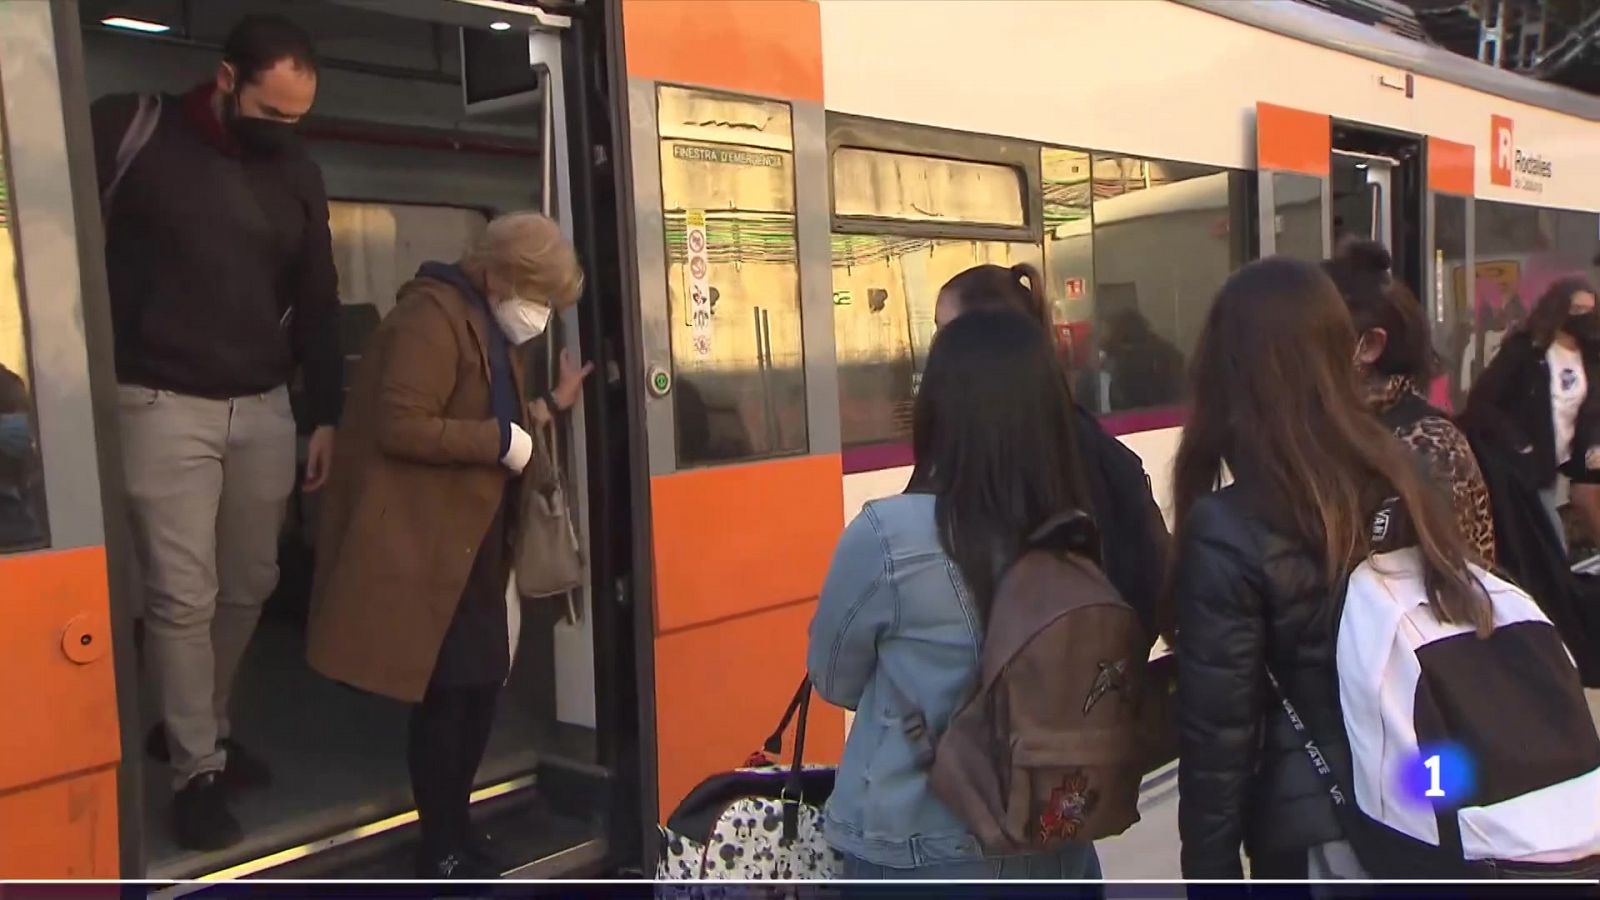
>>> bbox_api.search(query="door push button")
[62,614,107,665]
[647,364,672,398]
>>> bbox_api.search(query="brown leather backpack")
[900,510,1148,854]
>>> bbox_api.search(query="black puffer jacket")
[1466,331,1600,489]
[1173,485,1350,878]
[1072,405,1169,640]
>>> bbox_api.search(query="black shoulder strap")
[1265,667,1489,878]
[1264,668,1354,815]
[763,678,813,841]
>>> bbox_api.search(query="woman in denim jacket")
[808,309,1102,881]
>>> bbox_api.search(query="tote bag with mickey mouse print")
[656,680,842,880]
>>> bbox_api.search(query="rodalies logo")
[1491,115,1553,193]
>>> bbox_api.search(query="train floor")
[138,599,596,879]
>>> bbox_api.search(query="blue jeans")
[842,843,1103,881]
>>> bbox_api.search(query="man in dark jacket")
[92,15,340,850]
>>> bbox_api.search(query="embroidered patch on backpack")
[1038,771,1098,841]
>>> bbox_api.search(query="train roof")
[1178,0,1600,122]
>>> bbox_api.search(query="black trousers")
[408,678,501,859]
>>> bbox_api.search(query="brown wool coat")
[306,276,527,703]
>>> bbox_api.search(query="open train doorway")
[73,0,635,879]
[1331,121,1425,296]
[1331,150,1396,250]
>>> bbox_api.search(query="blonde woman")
[307,212,590,878]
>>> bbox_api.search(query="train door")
[1255,103,1469,412]
[615,0,847,865]
[1255,102,1425,275]
[1255,102,1332,262]
[42,0,640,878]
[0,0,125,878]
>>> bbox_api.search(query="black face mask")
[223,91,299,156]
[1567,311,1600,344]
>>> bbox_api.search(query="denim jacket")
[807,493,986,868]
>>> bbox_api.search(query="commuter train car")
[3,0,1600,880]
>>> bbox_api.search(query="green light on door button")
[648,365,672,398]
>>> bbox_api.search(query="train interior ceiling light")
[101,16,171,34]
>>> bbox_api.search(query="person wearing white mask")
[306,211,590,879]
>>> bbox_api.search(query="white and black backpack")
[1276,505,1600,878]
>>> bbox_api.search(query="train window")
[1042,148,1095,394]
[1271,172,1325,262]
[656,86,807,466]
[657,85,794,152]
[0,82,47,551]
[328,201,488,319]
[833,148,1026,228]
[833,235,1042,450]
[1471,200,1600,378]
[324,201,489,414]
[1087,154,1252,415]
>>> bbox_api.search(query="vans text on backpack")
[897,510,1148,855]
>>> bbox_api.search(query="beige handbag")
[514,346,583,603]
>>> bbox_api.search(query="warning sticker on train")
[686,209,712,357]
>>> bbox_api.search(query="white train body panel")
[823,0,1600,517]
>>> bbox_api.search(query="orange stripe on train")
[623,0,823,103]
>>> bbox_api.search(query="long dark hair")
[909,309,1086,619]
[1523,276,1598,349]
[1322,240,1434,382]
[1173,257,1492,634]
[938,261,1090,496]
[939,262,1052,330]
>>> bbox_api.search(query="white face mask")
[493,297,552,345]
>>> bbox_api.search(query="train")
[1,0,1598,880]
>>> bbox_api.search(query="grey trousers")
[118,385,296,788]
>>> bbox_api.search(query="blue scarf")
[417,262,518,456]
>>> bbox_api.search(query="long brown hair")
[1172,257,1492,634]
[1523,276,1598,349]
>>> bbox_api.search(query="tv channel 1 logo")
[1395,743,1477,811]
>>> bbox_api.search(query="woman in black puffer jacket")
[1170,258,1492,880]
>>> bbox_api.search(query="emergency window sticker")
[685,209,712,357]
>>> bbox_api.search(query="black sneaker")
[146,725,272,791]
[172,772,243,851]
[415,849,502,880]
